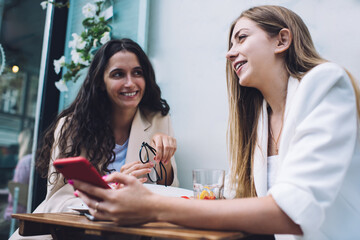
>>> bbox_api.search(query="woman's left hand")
[151,133,177,164]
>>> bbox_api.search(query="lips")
[233,60,247,74]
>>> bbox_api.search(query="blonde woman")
[72,5,360,240]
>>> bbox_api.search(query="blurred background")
[0,0,359,238]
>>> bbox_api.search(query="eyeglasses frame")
[139,142,168,186]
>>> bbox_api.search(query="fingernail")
[102,175,107,180]
[73,191,79,197]
[147,169,152,173]
[150,162,154,167]
[68,180,74,185]
[115,182,119,186]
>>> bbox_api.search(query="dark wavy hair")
[36,38,170,180]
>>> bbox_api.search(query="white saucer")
[68,204,89,214]
[143,183,193,198]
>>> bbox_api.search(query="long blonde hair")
[226,5,360,198]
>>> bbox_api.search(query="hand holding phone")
[53,156,110,189]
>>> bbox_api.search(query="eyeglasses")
[139,142,168,186]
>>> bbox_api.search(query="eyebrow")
[108,66,142,74]
[108,68,122,74]
[233,28,249,40]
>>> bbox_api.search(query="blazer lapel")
[253,76,299,197]
[125,108,152,164]
[278,76,300,157]
[253,100,269,197]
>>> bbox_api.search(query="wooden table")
[11,212,264,240]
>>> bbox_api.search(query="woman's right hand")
[73,172,159,225]
[119,161,153,183]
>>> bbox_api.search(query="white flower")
[68,33,79,49]
[77,39,86,50]
[70,49,81,64]
[93,38,98,48]
[82,3,97,18]
[71,50,89,66]
[79,58,90,66]
[48,0,110,91]
[40,1,48,10]
[100,32,111,45]
[55,79,68,92]
[53,56,65,74]
[68,33,86,50]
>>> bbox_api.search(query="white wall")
[147,0,360,189]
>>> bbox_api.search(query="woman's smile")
[233,60,247,75]
[120,91,139,97]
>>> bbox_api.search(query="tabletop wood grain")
[12,212,250,240]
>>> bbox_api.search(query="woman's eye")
[112,71,124,78]
[238,35,247,42]
[133,69,143,76]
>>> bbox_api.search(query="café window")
[0,0,46,237]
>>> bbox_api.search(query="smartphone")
[53,156,110,189]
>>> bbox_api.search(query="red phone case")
[53,156,110,189]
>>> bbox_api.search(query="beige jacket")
[10,109,179,239]
[34,108,179,214]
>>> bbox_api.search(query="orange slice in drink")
[199,190,209,199]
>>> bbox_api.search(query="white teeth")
[235,61,246,70]
[122,91,137,96]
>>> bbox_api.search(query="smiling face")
[226,17,279,90]
[103,50,145,112]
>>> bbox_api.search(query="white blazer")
[253,62,360,240]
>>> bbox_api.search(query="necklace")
[269,111,284,155]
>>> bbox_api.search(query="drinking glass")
[192,169,225,200]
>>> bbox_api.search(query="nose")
[226,46,237,62]
[123,74,135,87]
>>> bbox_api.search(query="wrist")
[149,193,168,222]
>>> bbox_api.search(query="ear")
[274,28,292,54]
